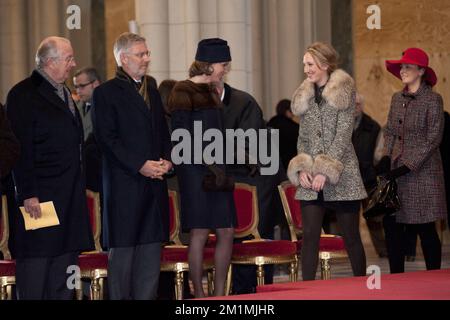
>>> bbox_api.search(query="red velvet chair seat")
[78,253,108,270]
[161,247,215,264]
[0,260,16,277]
[232,240,296,257]
[205,234,217,248]
[297,236,346,252]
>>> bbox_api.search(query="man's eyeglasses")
[74,80,95,89]
[127,51,150,59]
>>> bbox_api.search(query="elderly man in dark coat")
[93,32,172,300]
[6,37,94,299]
[0,103,20,185]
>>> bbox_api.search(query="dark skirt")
[301,191,361,213]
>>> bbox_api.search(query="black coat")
[168,81,236,231]
[221,83,284,238]
[267,114,299,172]
[440,111,450,224]
[0,103,20,182]
[6,71,94,258]
[352,113,381,190]
[93,77,171,248]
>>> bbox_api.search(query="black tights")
[383,214,441,273]
[301,205,367,280]
[188,228,234,297]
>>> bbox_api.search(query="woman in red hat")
[382,48,447,273]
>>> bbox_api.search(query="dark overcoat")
[168,81,236,231]
[0,103,20,181]
[384,84,447,224]
[6,71,94,258]
[92,77,171,248]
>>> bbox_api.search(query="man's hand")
[159,158,173,174]
[311,174,326,192]
[139,160,166,180]
[24,197,41,219]
[299,171,313,189]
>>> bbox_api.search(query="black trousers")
[108,243,161,300]
[383,215,441,273]
[16,252,78,300]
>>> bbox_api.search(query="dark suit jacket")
[6,71,94,258]
[93,76,171,248]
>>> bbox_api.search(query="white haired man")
[6,36,94,300]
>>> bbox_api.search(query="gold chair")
[0,195,15,300]
[278,181,348,280]
[77,190,108,300]
[229,183,298,291]
[159,190,215,300]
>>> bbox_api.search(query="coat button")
[399,119,403,124]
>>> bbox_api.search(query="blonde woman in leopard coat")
[287,42,367,280]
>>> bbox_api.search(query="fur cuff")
[287,153,314,186]
[312,154,344,185]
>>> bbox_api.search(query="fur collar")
[291,69,355,116]
[168,80,220,113]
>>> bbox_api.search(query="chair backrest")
[168,190,182,245]
[0,195,11,259]
[278,181,303,241]
[86,190,102,252]
[233,183,261,239]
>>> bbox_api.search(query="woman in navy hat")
[382,48,447,273]
[168,38,236,297]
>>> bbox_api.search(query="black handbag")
[363,176,401,219]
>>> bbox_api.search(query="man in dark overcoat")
[6,36,94,299]
[93,32,172,300]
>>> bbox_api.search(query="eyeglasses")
[127,50,150,59]
[74,80,95,89]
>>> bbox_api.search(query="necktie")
[84,103,91,115]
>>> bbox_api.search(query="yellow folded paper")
[20,201,60,230]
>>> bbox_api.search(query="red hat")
[385,48,437,87]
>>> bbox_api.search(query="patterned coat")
[384,84,447,224]
[287,69,367,201]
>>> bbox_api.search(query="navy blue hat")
[195,38,232,63]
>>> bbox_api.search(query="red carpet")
[207,269,450,300]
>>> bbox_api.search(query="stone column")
[136,0,170,83]
[277,0,302,107]
[168,0,200,80]
[217,0,248,90]
[0,0,29,102]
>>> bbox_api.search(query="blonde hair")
[306,42,339,74]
